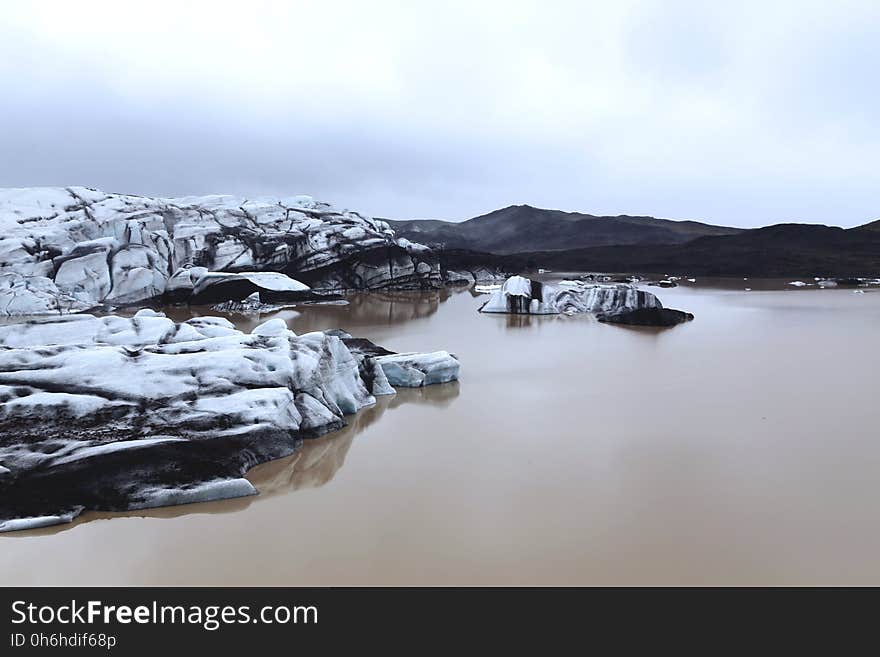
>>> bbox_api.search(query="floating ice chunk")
[131,478,257,510]
[0,508,83,533]
[480,276,557,314]
[374,351,460,387]
[788,281,808,287]
[478,275,668,317]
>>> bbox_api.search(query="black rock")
[598,307,694,327]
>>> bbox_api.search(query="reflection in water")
[251,383,459,497]
[162,288,458,336]
[499,312,566,330]
[5,383,461,537]
[504,313,534,329]
[341,289,454,326]
[243,398,388,499]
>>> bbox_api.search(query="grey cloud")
[1,1,879,227]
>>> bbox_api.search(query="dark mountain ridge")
[393,204,880,277]
[438,223,880,278]
[387,204,741,254]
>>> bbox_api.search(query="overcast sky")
[2,1,879,227]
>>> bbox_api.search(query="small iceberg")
[476,275,692,326]
[479,276,557,314]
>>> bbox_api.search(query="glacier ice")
[0,313,460,531]
[479,275,662,316]
[0,186,441,315]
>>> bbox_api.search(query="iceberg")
[0,313,460,531]
[478,275,558,314]
[478,275,691,326]
[0,186,442,315]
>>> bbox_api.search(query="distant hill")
[858,219,880,231]
[386,204,741,254]
[450,223,880,278]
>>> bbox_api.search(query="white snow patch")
[0,507,83,533]
[49,437,188,467]
[131,478,257,510]
[251,318,292,337]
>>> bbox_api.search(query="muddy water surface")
[3,282,879,585]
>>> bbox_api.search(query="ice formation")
[0,186,441,315]
[0,311,459,531]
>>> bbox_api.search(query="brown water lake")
[3,281,879,585]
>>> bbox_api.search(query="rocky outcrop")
[478,275,692,326]
[0,311,459,531]
[437,248,514,285]
[0,187,441,315]
[443,267,509,286]
[597,307,694,327]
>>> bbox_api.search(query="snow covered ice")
[0,186,442,316]
[0,312,460,531]
[477,275,692,326]
[478,275,558,314]
[479,275,662,315]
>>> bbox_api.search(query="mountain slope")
[467,224,880,277]
[387,204,742,254]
